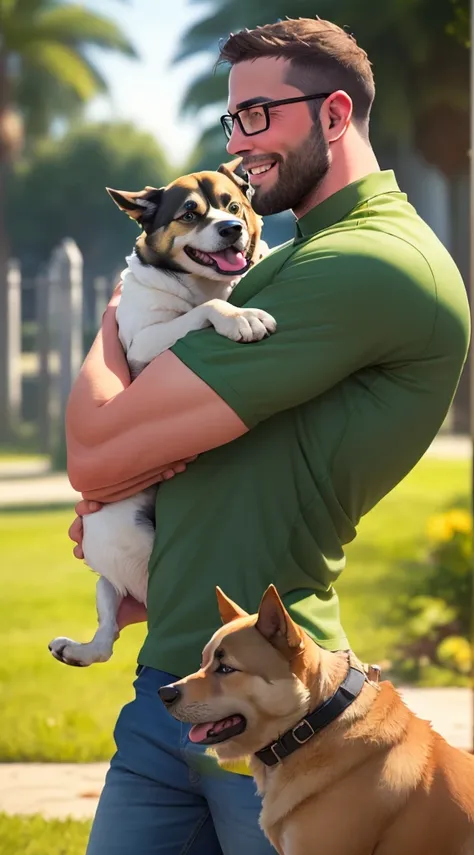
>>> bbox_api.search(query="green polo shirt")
[138,171,470,677]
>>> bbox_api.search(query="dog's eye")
[216,663,236,675]
[180,211,197,222]
[228,202,240,215]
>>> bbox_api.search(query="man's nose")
[226,123,251,156]
[158,684,181,707]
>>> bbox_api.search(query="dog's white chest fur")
[116,253,234,354]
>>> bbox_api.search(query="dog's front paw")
[48,636,113,667]
[210,306,276,343]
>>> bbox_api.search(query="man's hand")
[69,456,198,558]
[68,499,101,559]
[117,596,148,631]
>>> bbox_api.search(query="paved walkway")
[0,458,81,507]
[0,687,471,820]
[0,435,470,508]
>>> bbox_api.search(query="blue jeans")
[86,666,276,854]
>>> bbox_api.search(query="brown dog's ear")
[106,186,164,231]
[216,587,249,625]
[256,585,304,651]
[217,158,253,201]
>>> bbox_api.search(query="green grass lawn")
[0,505,145,762]
[0,814,91,855]
[340,456,469,664]
[0,456,469,762]
[0,453,48,465]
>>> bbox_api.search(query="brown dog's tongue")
[207,249,247,272]
[188,715,241,743]
[188,722,213,743]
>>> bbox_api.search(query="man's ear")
[106,186,164,232]
[256,585,304,651]
[217,158,254,202]
[216,587,249,625]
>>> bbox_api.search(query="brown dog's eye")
[180,211,197,222]
[216,663,237,675]
[228,202,240,215]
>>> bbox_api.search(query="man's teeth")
[249,163,274,175]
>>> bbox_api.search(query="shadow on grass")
[443,493,470,511]
[0,503,76,515]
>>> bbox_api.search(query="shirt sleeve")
[170,233,438,429]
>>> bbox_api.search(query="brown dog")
[159,585,474,855]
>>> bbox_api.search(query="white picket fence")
[7,238,115,458]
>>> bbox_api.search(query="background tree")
[0,0,137,438]
[9,120,171,299]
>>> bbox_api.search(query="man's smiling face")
[225,56,331,216]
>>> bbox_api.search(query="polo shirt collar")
[295,170,401,238]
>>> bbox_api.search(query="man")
[67,17,470,855]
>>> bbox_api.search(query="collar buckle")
[292,718,315,744]
[270,743,284,763]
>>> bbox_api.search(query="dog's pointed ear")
[106,186,164,231]
[217,158,254,201]
[216,587,249,625]
[256,585,304,651]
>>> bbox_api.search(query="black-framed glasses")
[220,93,331,140]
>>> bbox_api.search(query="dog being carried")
[49,159,275,668]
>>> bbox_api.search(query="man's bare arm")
[67,304,248,500]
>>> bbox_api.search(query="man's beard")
[250,121,330,217]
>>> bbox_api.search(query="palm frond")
[173,2,260,63]
[16,65,84,139]
[34,4,137,56]
[21,41,106,100]
[183,123,229,172]
[180,67,228,115]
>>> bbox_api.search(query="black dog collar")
[255,664,367,767]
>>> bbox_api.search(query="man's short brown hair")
[218,17,375,131]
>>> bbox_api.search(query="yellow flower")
[437,636,472,674]
[445,509,472,535]
[426,510,472,542]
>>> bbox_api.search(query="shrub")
[389,508,472,685]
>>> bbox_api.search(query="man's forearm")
[66,286,247,495]
[66,305,130,446]
[80,464,185,502]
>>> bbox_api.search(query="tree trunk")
[449,175,470,433]
[0,50,12,441]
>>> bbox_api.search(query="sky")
[84,0,222,167]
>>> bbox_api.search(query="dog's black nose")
[218,220,242,239]
[158,685,181,706]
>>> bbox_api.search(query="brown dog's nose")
[158,685,181,707]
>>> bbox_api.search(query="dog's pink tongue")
[188,716,240,743]
[208,249,247,272]
[188,723,213,744]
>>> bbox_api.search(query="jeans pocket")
[112,697,134,750]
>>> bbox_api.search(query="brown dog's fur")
[164,586,474,855]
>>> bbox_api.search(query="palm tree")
[0,0,137,439]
